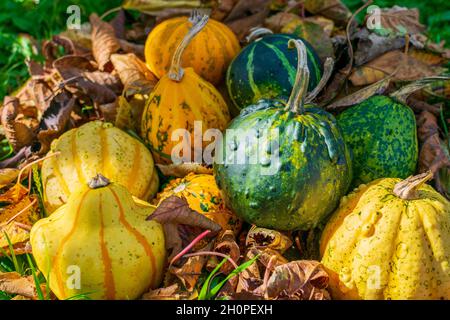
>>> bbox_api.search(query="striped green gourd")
[226,33,322,110]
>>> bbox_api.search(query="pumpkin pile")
[0,0,450,301]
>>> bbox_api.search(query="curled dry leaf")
[208,230,240,274]
[1,97,35,152]
[246,225,293,254]
[0,272,42,300]
[148,196,222,260]
[110,53,157,95]
[417,111,450,181]
[90,13,121,72]
[264,261,330,300]
[326,74,392,110]
[365,6,425,38]
[169,244,212,291]
[156,162,213,177]
[36,92,75,155]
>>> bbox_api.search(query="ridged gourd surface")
[30,184,165,300]
[320,178,450,300]
[42,121,159,213]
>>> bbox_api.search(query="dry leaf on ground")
[90,14,121,72]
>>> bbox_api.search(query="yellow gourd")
[42,121,159,213]
[145,12,240,85]
[320,172,450,300]
[155,173,241,235]
[30,174,166,300]
[141,15,230,164]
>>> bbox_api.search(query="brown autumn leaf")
[148,196,222,260]
[110,53,157,95]
[353,28,406,66]
[235,247,287,292]
[170,253,209,291]
[156,163,213,178]
[0,272,40,299]
[366,6,425,37]
[349,50,444,86]
[141,283,196,300]
[90,13,121,72]
[53,55,118,105]
[1,97,35,152]
[223,0,271,40]
[246,225,293,254]
[211,0,237,21]
[263,260,330,300]
[417,111,450,174]
[327,75,392,110]
[36,92,75,155]
[281,17,335,61]
[264,12,298,32]
[60,22,92,50]
[207,230,240,274]
[0,169,20,189]
[42,35,76,68]
[410,33,450,59]
[304,0,351,25]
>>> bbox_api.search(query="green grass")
[0,0,122,100]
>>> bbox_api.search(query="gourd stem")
[245,27,273,43]
[88,174,111,189]
[168,14,209,82]
[393,171,433,200]
[285,39,310,114]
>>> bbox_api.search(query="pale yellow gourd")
[320,172,450,300]
[41,121,159,213]
[30,175,166,300]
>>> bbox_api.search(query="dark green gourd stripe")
[226,34,322,110]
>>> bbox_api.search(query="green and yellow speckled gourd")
[320,172,450,300]
[141,15,230,164]
[30,174,166,300]
[336,95,418,187]
[214,39,352,231]
[41,121,159,213]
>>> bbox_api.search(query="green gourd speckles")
[226,34,322,110]
[214,103,352,231]
[336,95,418,186]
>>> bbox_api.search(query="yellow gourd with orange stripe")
[155,173,241,235]
[30,175,166,300]
[41,121,159,213]
[144,12,240,85]
[141,15,230,164]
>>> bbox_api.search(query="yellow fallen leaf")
[0,169,19,189]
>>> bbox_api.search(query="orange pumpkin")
[144,12,240,85]
[155,173,242,235]
[141,15,230,164]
